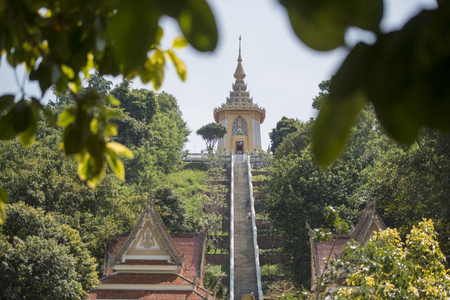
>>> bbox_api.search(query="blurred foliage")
[278,1,450,164]
[0,0,217,223]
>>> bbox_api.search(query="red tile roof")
[172,234,204,279]
[315,237,350,276]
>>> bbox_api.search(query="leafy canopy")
[196,122,227,152]
[269,116,301,153]
[0,202,98,299]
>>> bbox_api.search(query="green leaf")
[167,50,187,81]
[0,111,18,140]
[313,42,371,164]
[350,0,383,32]
[108,0,159,73]
[0,95,15,113]
[329,43,372,102]
[172,36,189,49]
[106,142,134,159]
[63,125,87,155]
[313,92,367,165]
[281,0,383,51]
[29,60,61,94]
[150,50,165,90]
[76,152,89,181]
[104,123,118,137]
[282,1,346,51]
[18,99,40,147]
[0,99,40,143]
[0,186,8,225]
[176,0,217,52]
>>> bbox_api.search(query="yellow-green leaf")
[106,142,134,159]
[61,64,75,79]
[57,109,76,127]
[104,123,118,137]
[172,36,188,49]
[106,148,125,180]
[167,50,187,81]
[0,186,8,225]
[76,152,89,181]
[106,95,120,107]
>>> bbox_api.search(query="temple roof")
[111,200,183,267]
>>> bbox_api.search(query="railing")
[247,154,263,300]
[229,154,235,300]
[182,153,209,162]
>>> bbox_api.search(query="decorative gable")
[111,201,183,268]
[350,200,386,246]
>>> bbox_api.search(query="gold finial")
[234,36,245,79]
[239,35,241,57]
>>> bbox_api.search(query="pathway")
[233,160,258,299]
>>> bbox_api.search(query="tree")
[269,116,301,153]
[112,82,158,124]
[153,186,187,233]
[0,202,98,299]
[196,122,227,153]
[0,140,139,263]
[0,236,82,300]
[149,92,190,173]
[368,128,450,261]
[265,99,382,286]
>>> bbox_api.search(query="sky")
[0,0,438,153]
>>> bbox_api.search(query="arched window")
[231,116,248,136]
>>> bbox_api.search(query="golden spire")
[234,35,246,80]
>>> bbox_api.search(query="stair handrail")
[247,154,263,300]
[230,153,235,300]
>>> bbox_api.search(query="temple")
[213,37,266,154]
[88,201,210,300]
